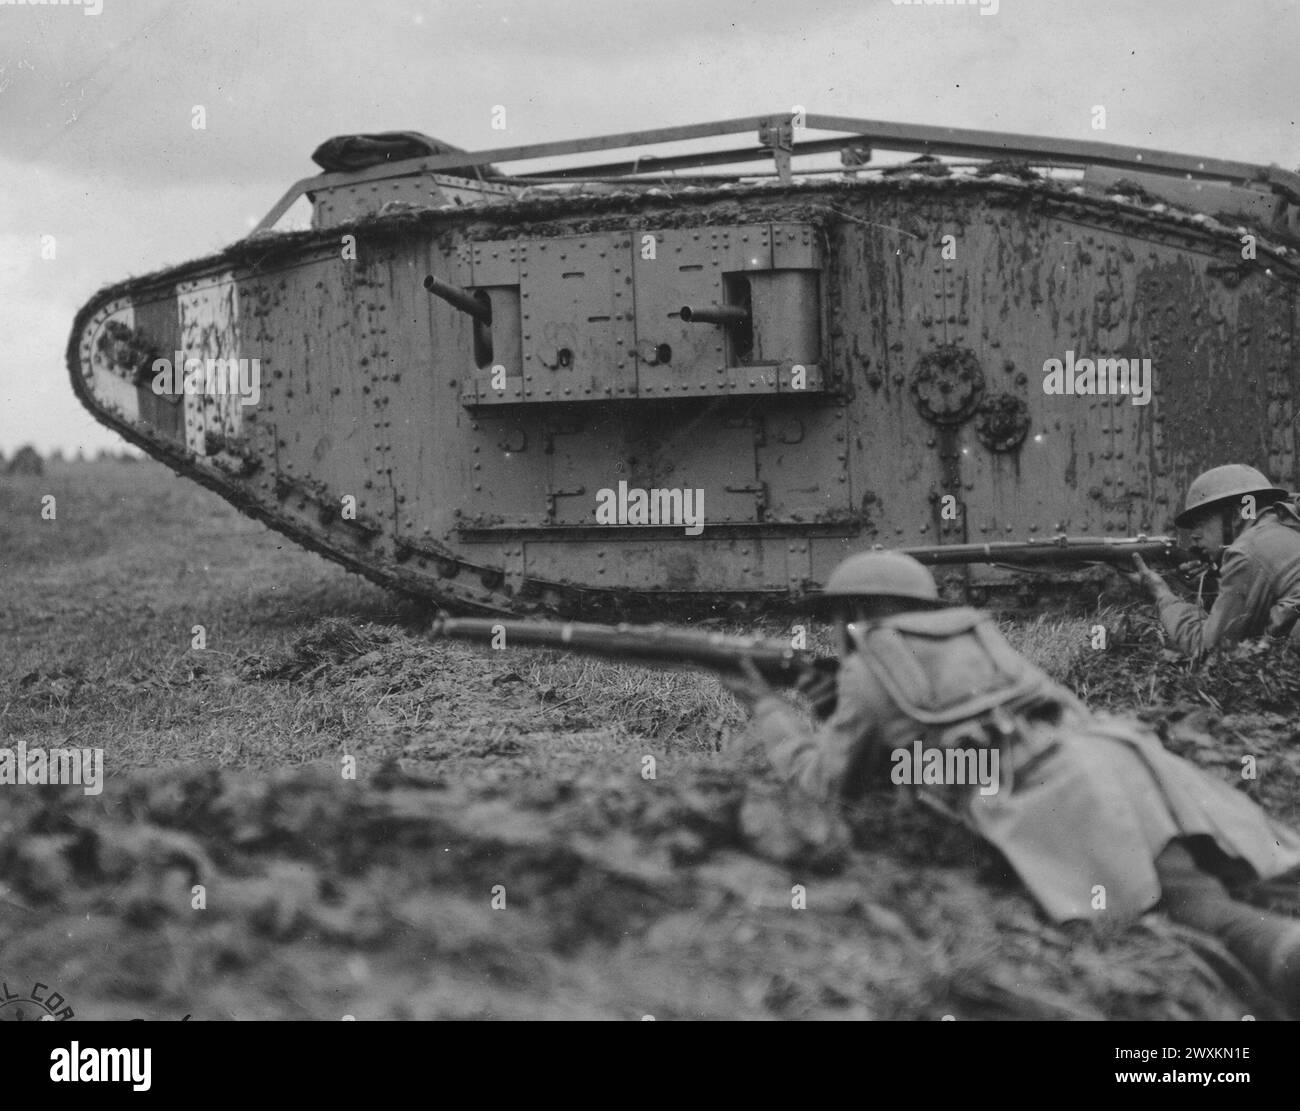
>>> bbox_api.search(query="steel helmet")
[1174,464,1289,528]
[819,550,940,603]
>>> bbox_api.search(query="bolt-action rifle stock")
[428,616,841,716]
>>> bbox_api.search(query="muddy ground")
[3,459,1300,1020]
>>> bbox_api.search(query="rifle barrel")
[429,616,820,682]
[891,536,1187,567]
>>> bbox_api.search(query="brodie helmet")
[817,550,940,605]
[1174,464,1289,528]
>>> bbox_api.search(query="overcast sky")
[2,0,1297,454]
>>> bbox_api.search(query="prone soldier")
[1128,464,1300,656]
[724,550,1300,1008]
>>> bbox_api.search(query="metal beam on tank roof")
[801,114,1300,200]
[500,136,877,180]
[250,112,1300,235]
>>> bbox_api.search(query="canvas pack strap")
[848,613,1044,727]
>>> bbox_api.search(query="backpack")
[847,608,1054,747]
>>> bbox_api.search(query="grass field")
[3,459,1299,1020]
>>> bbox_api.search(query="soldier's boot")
[1264,928,1300,1006]
[1156,841,1300,1009]
[1211,906,1300,1008]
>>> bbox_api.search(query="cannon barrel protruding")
[424,275,492,324]
[680,304,750,326]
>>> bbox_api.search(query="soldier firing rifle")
[1126,464,1300,657]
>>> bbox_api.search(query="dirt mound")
[0,756,1283,1020]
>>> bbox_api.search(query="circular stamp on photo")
[0,978,74,1021]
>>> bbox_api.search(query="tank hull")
[69,174,1300,616]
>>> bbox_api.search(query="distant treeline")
[1,445,141,475]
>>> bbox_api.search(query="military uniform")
[744,606,1300,924]
[1157,501,1300,655]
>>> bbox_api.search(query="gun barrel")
[679,304,750,326]
[429,616,821,684]
[423,275,492,324]
[891,536,1189,567]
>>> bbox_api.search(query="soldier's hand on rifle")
[721,656,776,710]
[1121,554,1172,600]
[795,661,839,721]
[1173,557,1212,586]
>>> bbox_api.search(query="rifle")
[428,537,1201,718]
[893,533,1214,601]
[428,616,841,716]
[890,534,1198,568]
